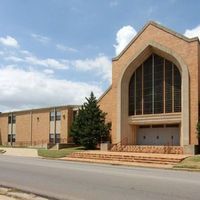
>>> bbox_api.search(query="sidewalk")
[0,187,48,200]
[0,147,38,157]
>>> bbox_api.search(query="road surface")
[0,155,199,200]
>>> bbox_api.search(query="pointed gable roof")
[113,21,199,61]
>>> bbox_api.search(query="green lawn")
[175,155,200,169]
[38,146,84,158]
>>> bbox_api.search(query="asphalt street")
[0,155,199,200]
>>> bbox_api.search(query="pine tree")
[70,92,111,149]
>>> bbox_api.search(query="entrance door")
[137,125,180,145]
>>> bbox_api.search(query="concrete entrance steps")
[69,151,189,165]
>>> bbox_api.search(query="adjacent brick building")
[0,105,78,147]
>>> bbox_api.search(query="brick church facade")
[99,21,200,154]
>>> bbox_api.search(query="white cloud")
[31,33,50,44]
[114,25,137,55]
[184,25,200,40]
[0,39,111,112]
[56,44,78,53]
[25,56,68,70]
[2,50,68,70]
[73,55,112,83]
[43,69,54,74]
[20,50,32,56]
[5,56,23,62]
[0,36,19,48]
[1,45,111,82]
[0,66,103,111]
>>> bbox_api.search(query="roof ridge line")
[113,21,199,61]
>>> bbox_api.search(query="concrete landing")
[0,147,38,157]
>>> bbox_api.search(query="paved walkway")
[0,186,48,200]
[0,147,38,157]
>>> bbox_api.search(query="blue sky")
[0,0,200,111]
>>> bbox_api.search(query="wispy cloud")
[31,33,51,44]
[25,56,68,70]
[43,69,54,74]
[4,54,68,70]
[4,56,23,62]
[0,36,19,48]
[56,44,78,53]
[72,54,112,83]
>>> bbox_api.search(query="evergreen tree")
[70,92,111,149]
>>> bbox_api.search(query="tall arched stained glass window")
[129,54,181,116]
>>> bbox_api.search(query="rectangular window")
[8,134,16,142]
[12,134,16,142]
[129,74,135,115]
[56,111,61,121]
[174,66,181,112]
[143,55,153,114]
[12,116,16,124]
[50,111,55,121]
[154,55,164,114]
[165,60,173,113]
[8,115,16,124]
[8,116,12,124]
[136,66,142,115]
[49,133,54,143]
[8,134,11,142]
[55,134,60,143]
[50,111,61,121]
